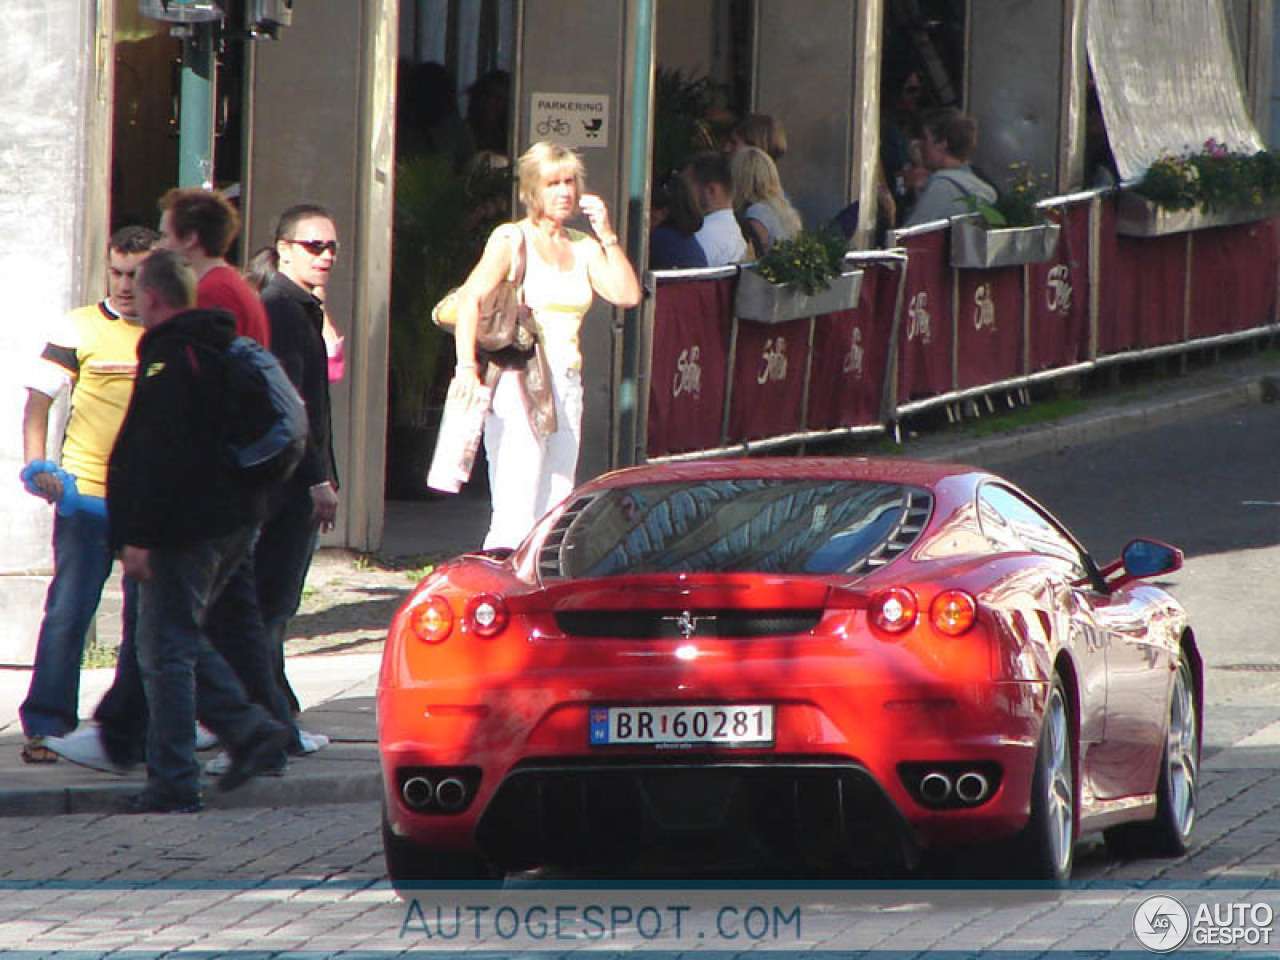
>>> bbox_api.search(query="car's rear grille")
[475,759,916,873]
[849,490,933,574]
[553,609,823,639]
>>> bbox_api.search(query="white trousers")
[482,367,583,549]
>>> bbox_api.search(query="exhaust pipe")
[402,776,434,810]
[919,771,953,805]
[435,777,468,812]
[955,771,990,805]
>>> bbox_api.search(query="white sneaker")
[204,748,284,777]
[46,726,130,774]
[295,730,330,755]
[194,724,219,751]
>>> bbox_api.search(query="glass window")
[978,484,1086,575]
[542,478,933,579]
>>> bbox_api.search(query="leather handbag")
[432,224,536,353]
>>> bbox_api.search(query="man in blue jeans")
[18,226,158,763]
[106,248,289,813]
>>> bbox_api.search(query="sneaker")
[217,724,291,792]
[194,724,219,751]
[46,727,131,774]
[295,730,331,755]
[205,748,285,778]
[120,791,204,815]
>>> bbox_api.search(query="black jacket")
[108,309,268,550]
[261,273,337,491]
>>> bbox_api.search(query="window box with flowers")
[950,163,1061,269]
[735,227,863,325]
[1118,139,1280,237]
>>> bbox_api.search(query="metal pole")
[614,0,655,468]
[178,23,217,188]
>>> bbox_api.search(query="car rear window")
[537,478,933,579]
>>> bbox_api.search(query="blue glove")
[19,460,106,518]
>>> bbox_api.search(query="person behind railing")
[729,146,803,256]
[902,107,996,228]
[649,171,707,270]
[724,113,788,165]
[681,152,749,266]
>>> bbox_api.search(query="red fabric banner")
[1189,218,1279,338]
[954,265,1023,390]
[896,229,953,403]
[645,277,733,458]
[1097,197,1187,354]
[806,266,894,430]
[726,316,810,443]
[1028,202,1091,370]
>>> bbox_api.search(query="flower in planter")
[1136,139,1280,214]
[967,162,1050,228]
[753,226,847,296]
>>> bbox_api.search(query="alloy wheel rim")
[1045,688,1074,873]
[1167,662,1198,838]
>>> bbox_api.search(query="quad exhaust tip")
[955,770,990,804]
[435,777,468,812]
[919,771,952,804]
[402,776,434,810]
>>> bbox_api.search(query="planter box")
[1115,192,1280,237]
[734,268,863,324]
[950,218,1061,269]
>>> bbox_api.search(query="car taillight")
[410,596,454,644]
[870,587,918,634]
[466,593,509,637]
[931,589,977,636]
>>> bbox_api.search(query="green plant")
[390,154,511,428]
[652,67,731,176]
[969,162,1049,228]
[752,226,848,296]
[1135,139,1280,214]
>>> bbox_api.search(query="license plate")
[589,704,774,747]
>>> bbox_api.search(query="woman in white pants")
[452,141,641,549]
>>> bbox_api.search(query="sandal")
[20,736,58,764]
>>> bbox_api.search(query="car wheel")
[381,803,493,889]
[1105,656,1199,859]
[1010,675,1075,880]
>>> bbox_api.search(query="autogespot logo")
[1134,895,1191,952]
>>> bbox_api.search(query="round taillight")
[466,593,509,638]
[931,589,977,636]
[871,587,918,634]
[410,595,453,644]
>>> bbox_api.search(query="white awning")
[1087,0,1263,183]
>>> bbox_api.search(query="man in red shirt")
[157,188,270,347]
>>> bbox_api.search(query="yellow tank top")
[520,226,594,373]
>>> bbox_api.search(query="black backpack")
[188,336,308,487]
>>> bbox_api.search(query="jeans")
[255,483,321,717]
[21,508,138,738]
[135,526,275,804]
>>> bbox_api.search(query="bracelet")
[456,362,477,370]
[600,235,620,248]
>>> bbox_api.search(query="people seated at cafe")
[682,152,749,266]
[730,146,802,255]
[902,107,996,228]
[649,172,708,270]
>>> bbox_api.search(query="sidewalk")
[0,349,1273,816]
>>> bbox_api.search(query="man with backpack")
[106,248,292,813]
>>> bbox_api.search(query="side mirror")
[1110,538,1182,588]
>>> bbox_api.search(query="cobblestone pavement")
[2,743,1280,956]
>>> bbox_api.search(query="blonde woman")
[730,146,803,255]
[453,141,641,549]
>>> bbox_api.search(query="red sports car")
[377,457,1200,882]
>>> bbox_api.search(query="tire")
[1105,656,1199,859]
[1009,675,1076,881]
[381,803,493,891]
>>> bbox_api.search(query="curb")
[908,377,1263,468]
